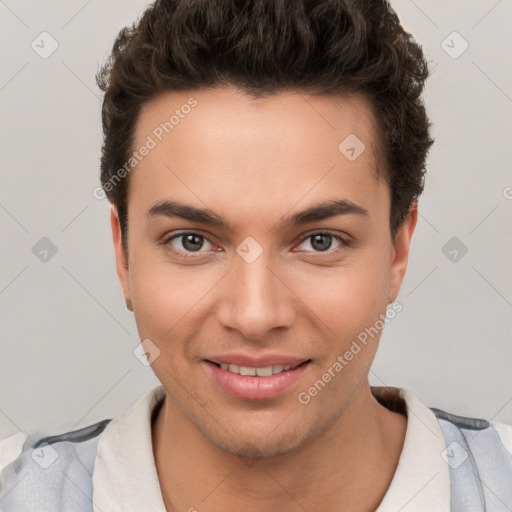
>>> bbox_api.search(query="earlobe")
[125,297,133,312]
[110,206,132,309]
[389,203,418,303]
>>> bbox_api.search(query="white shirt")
[2,385,512,511]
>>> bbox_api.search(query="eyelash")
[160,230,351,258]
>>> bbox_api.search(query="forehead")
[134,86,380,163]
[128,86,388,227]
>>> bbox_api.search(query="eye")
[164,232,216,255]
[161,230,350,258]
[295,231,348,254]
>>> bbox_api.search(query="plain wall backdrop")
[1,0,511,439]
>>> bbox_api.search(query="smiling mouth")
[204,358,312,400]
[206,360,311,377]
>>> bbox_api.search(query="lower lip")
[204,361,310,401]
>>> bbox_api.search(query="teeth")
[217,363,298,376]
[256,366,273,377]
[239,366,256,376]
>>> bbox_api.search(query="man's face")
[111,86,415,457]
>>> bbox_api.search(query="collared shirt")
[1,385,512,511]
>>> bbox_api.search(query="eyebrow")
[147,198,368,231]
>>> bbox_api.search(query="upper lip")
[205,354,311,368]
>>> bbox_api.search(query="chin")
[215,436,301,459]
[199,419,321,460]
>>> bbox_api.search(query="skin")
[111,86,416,511]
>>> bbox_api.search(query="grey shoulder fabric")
[0,419,110,512]
[430,407,512,511]
[1,410,511,511]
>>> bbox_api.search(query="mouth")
[206,360,310,376]
[203,357,312,401]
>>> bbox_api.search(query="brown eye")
[165,232,215,255]
[180,233,204,252]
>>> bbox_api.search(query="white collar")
[92,384,167,511]
[375,387,450,511]
[92,384,450,511]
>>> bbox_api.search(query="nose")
[216,253,296,340]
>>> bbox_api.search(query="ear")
[388,202,418,303]
[110,206,133,311]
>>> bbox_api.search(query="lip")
[203,356,311,401]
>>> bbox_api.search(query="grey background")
[1,0,511,439]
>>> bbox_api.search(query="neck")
[152,382,407,512]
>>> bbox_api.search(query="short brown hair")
[96,0,434,252]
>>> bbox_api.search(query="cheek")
[294,259,391,404]
[291,253,391,338]
[128,253,223,344]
